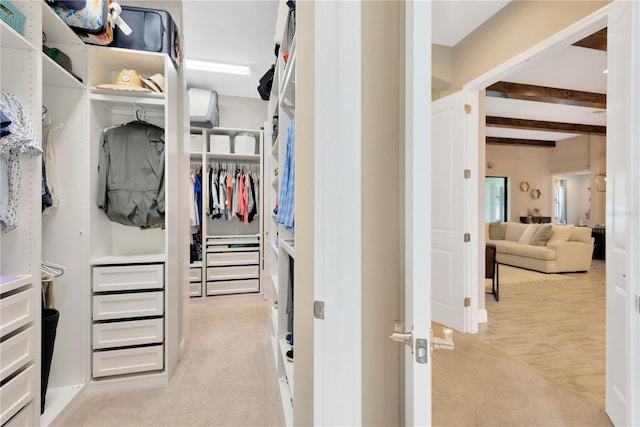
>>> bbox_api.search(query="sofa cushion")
[505,243,556,261]
[570,226,593,243]
[548,225,572,245]
[518,224,539,244]
[489,221,506,240]
[530,224,553,246]
[504,222,529,242]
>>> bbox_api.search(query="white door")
[430,92,468,333]
[403,1,432,424]
[606,1,640,425]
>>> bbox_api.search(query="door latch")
[389,320,414,354]
[430,326,455,355]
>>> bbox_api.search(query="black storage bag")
[41,308,59,414]
[111,6,180,69]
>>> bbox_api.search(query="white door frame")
[313,1,362,425]
[462,3,639,425]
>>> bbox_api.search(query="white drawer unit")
[3,402,34,427]
[189,282,202,297]
[91,263,166,380]
[189,267,202,282]
[206,279,259,296]
[206,265,259,281]
[93,319,164,350]
[93,291,164,321]
[93,264,164,292]
[0,365,35,425]
[92,345,164,378]
[0,327,35,381]
[0,288,35,337]
[206,251,259,266]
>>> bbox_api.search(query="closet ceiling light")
[185,59,250,76]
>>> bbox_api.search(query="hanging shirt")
[277,119,295,232]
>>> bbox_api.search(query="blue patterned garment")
[277,119,295,232]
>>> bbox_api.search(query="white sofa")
[485,222,594,273]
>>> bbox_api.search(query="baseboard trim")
[478,309,488,324]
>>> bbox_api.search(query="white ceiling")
[181,1,607,144]
[182,0,279,99]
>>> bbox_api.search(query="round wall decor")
[519,181,530,192]
[530,189,541,199]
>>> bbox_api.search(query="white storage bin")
[93,264,164,292]
[92,345,164,378]
[0,289,35,337]
[189,282,202,297]
[206,265,259,281]
[234,134,256,154]
[209,134,231,154]
[206,279,259,296]
[206,251,259,266]
[0,365,35,425]
[3,402,34,427]
[0,327,35,381]
[93,319,164,349]
[93,292,164,321]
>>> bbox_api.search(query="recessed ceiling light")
[602,69,608,74]
[186,59,250,76]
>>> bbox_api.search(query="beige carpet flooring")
[56,261,611,426]
[54,299,285,427]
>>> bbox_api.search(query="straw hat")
[141,73,165,93]
[97,69,151,91]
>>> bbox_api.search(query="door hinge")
[464,233,471,242]
[464,169,471,179]
[313,300,325,319]
[464,104,471,114]
[464,297,471,307]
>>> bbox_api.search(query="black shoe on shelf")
[286,349,294,362]
[286,332,293,347]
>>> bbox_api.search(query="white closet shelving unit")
[265,26,296,425]
[1,2,187,424]
[86,45,183,393]
[188,127,264,299]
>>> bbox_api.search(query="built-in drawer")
[0,289,35,337]
[93,318,164,350]
[0,364,35,425]
[92,344,164,378]
[0,327,35,381]
[206,251,259,267]
[93,292,164,321]
[93,264,164,292]
[3,401,34,427]
[206,265,259,281]
[189,267,202,282]
[206,279,259,296]
[189,282,202,297]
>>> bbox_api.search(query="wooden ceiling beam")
[486,116,607,135]
[486,81,606,109]
[486,137,556,148]
[573,28,607,51]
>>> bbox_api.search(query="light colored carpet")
[54,299,285,427]
[492,264,572,285]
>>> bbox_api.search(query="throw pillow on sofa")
[530,223,553,246]
[518,224,539,244]
[547,224,572,245]
[488,221,506,240]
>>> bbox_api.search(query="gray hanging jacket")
[97,121,165,227]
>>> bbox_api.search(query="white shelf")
[90,253,166,265]
[208,127,261,137]
[279,338,294,394]
[270,305,278,334]
[0,21,36,51]
[271,242,279,256]
[270,333,279,371]
[42,53,85,90]
[40,384,84,426]
[271,137,279,157]
[190,261,203,268]
[41,2,83,47]
[278,377,293,426]
[0,275,32,295]
[89,89,166,107]
[271,274,279,299]
[280,239,295,259]
[206,152,261,162]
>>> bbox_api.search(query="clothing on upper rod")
[0,90,42,233]
[207,163,259,224]
[42,121,62,214]
[277,118,295,232]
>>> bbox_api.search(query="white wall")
[485,145,552,221]
[216,95,268,129]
